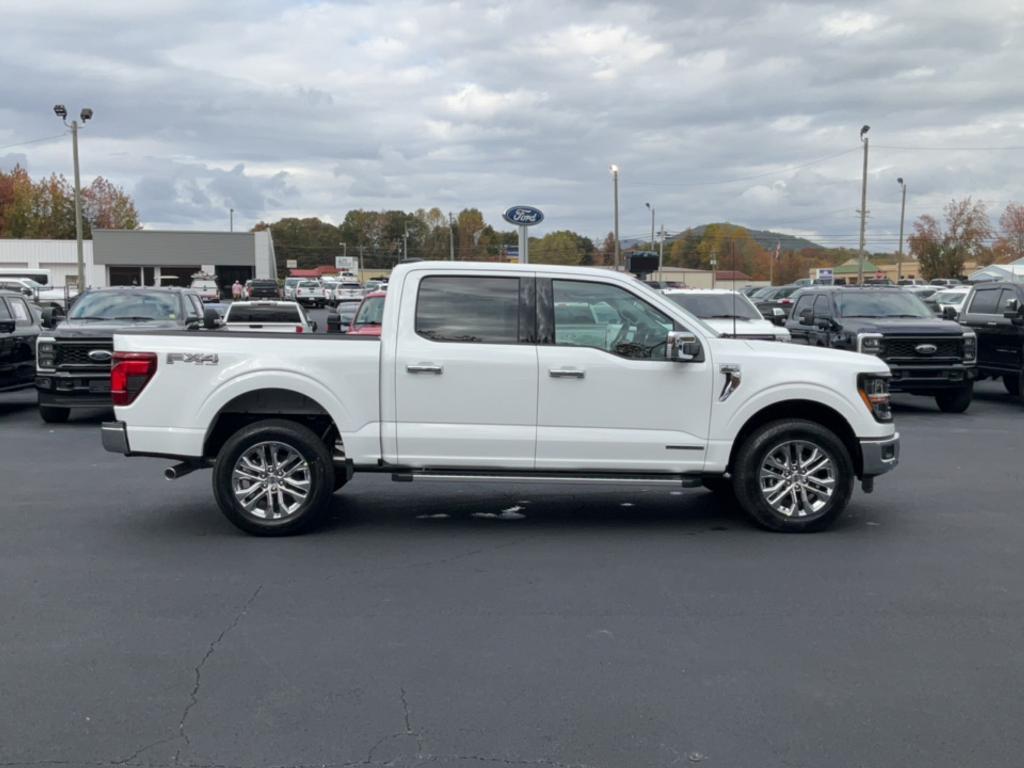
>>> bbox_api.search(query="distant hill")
[678,223,824,252]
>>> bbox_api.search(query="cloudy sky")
[1,0,1022,248]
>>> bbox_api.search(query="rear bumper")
[101,421,130,455]
[860,433,900,477]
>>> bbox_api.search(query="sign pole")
[519,225,528,264]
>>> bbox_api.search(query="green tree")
[530,230,592,265]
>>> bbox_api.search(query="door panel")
[394,273,538,468]
[536,279,712,472]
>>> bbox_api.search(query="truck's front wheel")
[935,384,973,413]
[732,419,854,533]
[213,419,335,536]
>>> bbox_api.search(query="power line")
[874,144,1024,151]
[0,133,67,152]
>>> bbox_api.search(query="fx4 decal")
[167,352,219,366]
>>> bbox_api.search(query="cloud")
[1,0,1021,246]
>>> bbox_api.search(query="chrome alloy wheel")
[231,441,311,520]
[758,440,836,519]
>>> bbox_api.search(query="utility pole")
[646,202,655,251]
[610,165,620,269]
[229,208,234,232]
[710,254,718,288]
[658,224,665,277]
[857,125,871,285]
[356,245,365,278]
[53,105,92,291]
[897,177,907,281]
[402,223,408,261]
[448,212,456,260]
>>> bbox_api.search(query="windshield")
[835,291,932,318]
[68,290,181,321]
[666,293,761,320]
[932,290,968,305]
[353,296,385,326]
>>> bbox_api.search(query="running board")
[391,469,702,487]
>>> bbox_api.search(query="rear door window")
[415,276,519,344]
[813,294,833,318]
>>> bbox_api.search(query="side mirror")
[1003,298,1021,319]
[202,308,221,330]
[40,307,57,329]
[21,287,33,298]
[666,331,701,362]
[798,308,815,326]
[0,319,14,334]
[815,317,835,331]
[942,306,958,321]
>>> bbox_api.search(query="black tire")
[1004,374,1021,397]
[39,405,70,423]
[212,419,335,536]
[935,384,973,413]
[732,419,854,533]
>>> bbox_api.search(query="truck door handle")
[987,321,998,326]
[406,363,444,374]
[549,367,585,379]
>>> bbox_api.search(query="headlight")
[858,373,893,423]
[857,333,884,355]
[37,338,56,369]
[962,331,977,363]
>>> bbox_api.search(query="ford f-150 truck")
[101,262,900,536]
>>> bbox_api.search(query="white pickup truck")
[101,261,899,536]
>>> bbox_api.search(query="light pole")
[645,202,655,251]
[857,124,870,285]
[448,212,455,260]
[896,177,907,281]
[229,208,234,232]
[659,223,666,277]
[53,104,92,291]
[610,165,620,269]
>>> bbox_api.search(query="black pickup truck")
[0,289,40,393]
[959,282,1024,400]
[785,286,977,412]
[34,287,216,423]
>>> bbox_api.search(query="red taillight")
[111,351,158,406]
[780,298,793,305]
[295,325,304,333]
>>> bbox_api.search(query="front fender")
[718,381,873,441]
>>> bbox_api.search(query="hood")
[51,318,183,338]
[844,317,964,335]
[713,335,890,375]
[703,317,787,338]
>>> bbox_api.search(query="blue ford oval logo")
[88,350,113,363]
[502,206,544,226]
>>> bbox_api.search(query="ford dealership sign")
[503,206,544,226]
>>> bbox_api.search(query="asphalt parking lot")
[2,382,1023,768]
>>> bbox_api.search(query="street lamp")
[857,124,870,285]
[645,202,655,249]
[896,177,907,281]
[610,164,620,269]
[53,104,93,292]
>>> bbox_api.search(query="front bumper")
[36,372,112,408]
[887,363,975,390]
[860,433,900,477]
[101,421,130,455]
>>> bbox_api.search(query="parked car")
[247,279,280,300]
[930,278,962,288]
[189,276,220,303]
[333,299,361,330]
[102,261,899,536]
[320,279,339,305]
[753,285,801,324]
[294,280,324,308]
[902,285,939,300]
[0,277,79,312]
[897,279,926,287]
[347,292,386,336]
[221,301,315,334]
[663,289,790,341]
[925,286,972,318]
[34,287,217,423]
[332,281,364,304]
[785,286,976,412]
[283,277,302,300]
[958,282,1024,399]
[0,289,40,393]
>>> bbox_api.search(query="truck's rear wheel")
[732,419,854,533]
[213,419,334,536]
[935,384,973,413]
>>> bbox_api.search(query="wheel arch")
[726,399,862,478]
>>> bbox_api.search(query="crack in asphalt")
[178,585,264,749]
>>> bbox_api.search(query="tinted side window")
[8,298,31,325]
[416,276,520,344]
[791,294,813,318]
[0,299,11,320]
[968,288,1001,315]
[813,294,833,318]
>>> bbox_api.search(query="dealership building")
[0,230,277,290]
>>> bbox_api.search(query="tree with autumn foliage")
[0,165,138,238]
[993,202,1024,263]
[909,197,993,280]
